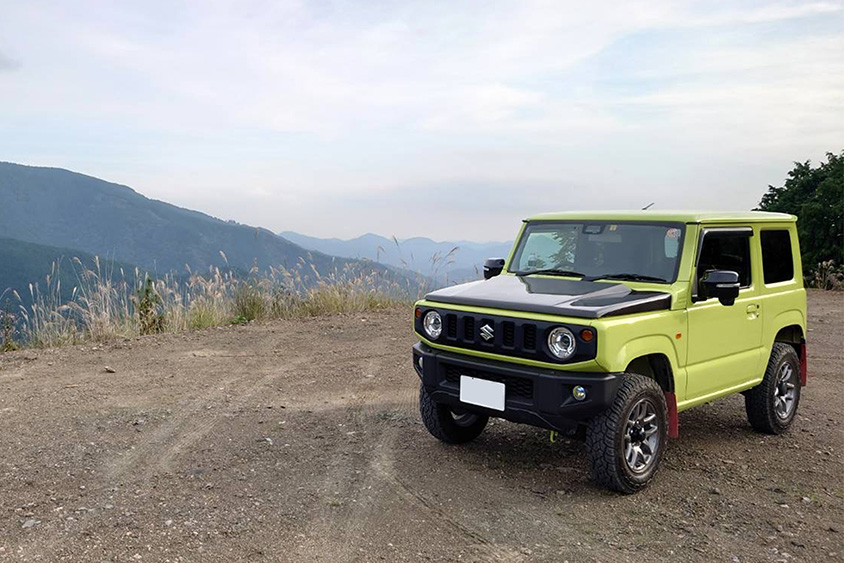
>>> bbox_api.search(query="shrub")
[810,260,844,290]
[1,300,19,353]
[137,277,166,335]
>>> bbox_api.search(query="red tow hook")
[665,391,679,439]
[800,342,808,386]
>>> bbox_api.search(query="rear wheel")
[585,374,667,494]
[745,343,801,434]
[419,384,488,444]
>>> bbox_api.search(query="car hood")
[425,275,671,319]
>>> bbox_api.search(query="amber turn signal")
[580,328,595,342]
[415,307,422,318]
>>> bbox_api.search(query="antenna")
[642,202,655,210]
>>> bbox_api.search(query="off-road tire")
[585,374,668,494]
[745,343,801,435]
[419,384,488,444]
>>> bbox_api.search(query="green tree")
[1,300,19,353]
[136,277,165,335]
[757,151,843,276]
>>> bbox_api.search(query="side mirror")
[483,258,505,280]
[699,270,740,306]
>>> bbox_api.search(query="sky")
[1,0,842,242]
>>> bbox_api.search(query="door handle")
[746,303,760,319]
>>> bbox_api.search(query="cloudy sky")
[1,1,842,241]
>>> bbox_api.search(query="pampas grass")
[1,236,471,351]
[7,255,415,349]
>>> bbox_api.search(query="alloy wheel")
[623,398,661,474]
[774,363,797,420]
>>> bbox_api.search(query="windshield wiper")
[585,273,668,283]
[515,268,585,278]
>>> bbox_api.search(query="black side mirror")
[483,258,505,280]
[699,269,740,306]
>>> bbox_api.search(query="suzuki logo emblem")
[480,324,494,341]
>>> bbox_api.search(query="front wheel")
[419,384,488,444]
[585,374,668,494]
[745,343,801,434]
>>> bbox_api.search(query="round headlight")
[423,310,442,339]
[547,326,576,360]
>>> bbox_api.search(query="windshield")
[510,221,685,283]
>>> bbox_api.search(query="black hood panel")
[425,275,671,319]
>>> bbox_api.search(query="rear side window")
[697,231,752,287]
[761,230,794,284]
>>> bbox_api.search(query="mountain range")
[280,231,514,282]
[0,162,355,276]
[0,162,511,304]
[0,162,415,304]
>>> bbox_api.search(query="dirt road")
[0,291,841,562]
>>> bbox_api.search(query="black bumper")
[412,342,621,432]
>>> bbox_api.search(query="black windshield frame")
[509,220,687,284]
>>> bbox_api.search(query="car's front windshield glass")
[510,221,685,283]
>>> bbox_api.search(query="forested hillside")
[0,162,356,276]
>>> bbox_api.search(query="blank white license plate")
[460,376,505,411]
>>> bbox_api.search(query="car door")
[685,227,764,401]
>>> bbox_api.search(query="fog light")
[417,356,424,370]
[572,386,587,401]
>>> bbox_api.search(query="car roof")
[525,210,797,224]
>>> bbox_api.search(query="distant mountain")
[280,231,514,282]
[0,162,375,277]
[0,237,137,307]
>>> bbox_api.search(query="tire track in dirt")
[105,371,251,482]
[370,432,528,563]
[291,381,526,563]
[289,346,527,562]
[16,350,320,562]
[284,382,403,562]
[148,356,315,479]
[8,366,260,561]
[123,353,321,483]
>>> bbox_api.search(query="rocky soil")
[0,291,841,562]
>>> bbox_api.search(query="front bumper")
[413,342,621,432]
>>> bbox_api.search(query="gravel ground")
[0,290,841,563]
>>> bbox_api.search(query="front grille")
[416,309,598,364]
[446,313,457,338]
[502,321,515,347]
[523,324,537,351]
[443,364,533,399]
[463,317,475,341]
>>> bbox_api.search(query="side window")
[697,231,752,287]
[761,230,794,284]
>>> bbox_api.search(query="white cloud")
[0,0,841,240]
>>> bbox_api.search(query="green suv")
[412,211,807,493]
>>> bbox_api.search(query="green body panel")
[415,212,807,415]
